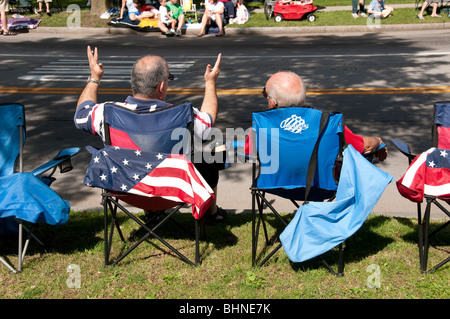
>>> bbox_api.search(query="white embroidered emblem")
[280,115,309,134]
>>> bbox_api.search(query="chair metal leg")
[0,256,18,273]
[0,220,42,273]
[251,188,257,266]
[320,243,345,277]
[252,189,290,267]
[17,220,23,272]
[103,194,199,267]
[103,195,110,266]
[418,197,450,274]
[195,219,199,266]
[420,198,432,273]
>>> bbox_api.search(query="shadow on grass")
[23,208,252,265]
[250,214,396,273]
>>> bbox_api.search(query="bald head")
[131,55,169,99]
[265,71,306,108]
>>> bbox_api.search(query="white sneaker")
[352,13,359,18]
[100,11,111,19]
[360,12,368,17]
[175,29,181,36]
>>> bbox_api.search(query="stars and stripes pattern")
[397,147,450,202]
[84,145,214,219]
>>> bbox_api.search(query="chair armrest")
[390,139,417,163]
[30,147,80,177]
[362,142,387,164]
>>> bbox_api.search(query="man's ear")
[268,97,278,109]
[156,81,166,99]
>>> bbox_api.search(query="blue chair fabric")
[250,106,392,276]
[0,103,79,273]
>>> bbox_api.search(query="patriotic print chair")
[83,102,214,266]
[392,101,450,273]
[0,103,80,273]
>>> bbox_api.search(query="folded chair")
[394,101,450,273]
[83,102,214,267]
[248,107,393,276]
[0,103,80,273]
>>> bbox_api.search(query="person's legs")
[381,6,393,18]
[197,13,210,36]
[158,20,172,36]
[193,160,224,221]
[224,0,234,18]
[215,13,223,35]
[0,10,6,34]
[45,0,52,15]
[431,2,441,17]
[351,0,358,13]
[351,0,359,17]
[358,0,367,16]
[37,0,43,12]
[175,14,184,36]
[417,1,429,18]
[1,3,15,35]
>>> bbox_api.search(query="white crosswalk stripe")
[18,59,195,82]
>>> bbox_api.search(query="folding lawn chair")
[83,102,214,267]
[247,107,393,276]
[393,101,450,274]
[0,103,80,273]
[181,0,197,21]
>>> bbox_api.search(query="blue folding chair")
[249,107,345,273]
[85,102,214,267]
[249,107,393,276]
[392,101,450,273]
[0,103,80,273]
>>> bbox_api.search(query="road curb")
[34,21,450,36]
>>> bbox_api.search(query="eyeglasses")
[168,73,175,81]
[262,86,278,107]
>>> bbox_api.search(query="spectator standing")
[351,0,367,18]
[0,0,16,35]
[417,0,441,19]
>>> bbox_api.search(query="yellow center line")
[0,87,449,95]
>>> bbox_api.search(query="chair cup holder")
[58,158,73,173]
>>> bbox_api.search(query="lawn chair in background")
[393,101,450,273]
[0,103,80,273]
[246,107,393,276]
[181,0,197,21]
[83,102,214,267]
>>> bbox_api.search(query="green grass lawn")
[9,0,450,28]
[0,211,448,299]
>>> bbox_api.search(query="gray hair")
[267,71,306,107]
[130,55,168,98]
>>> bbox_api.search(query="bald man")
[75,46,225,219]
[246,71,387,161]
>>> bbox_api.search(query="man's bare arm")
[200,53,222,125]
[77,46,104,108]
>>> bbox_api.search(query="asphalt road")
[1,28,449,218]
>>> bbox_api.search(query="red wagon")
[264,0,318,22]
